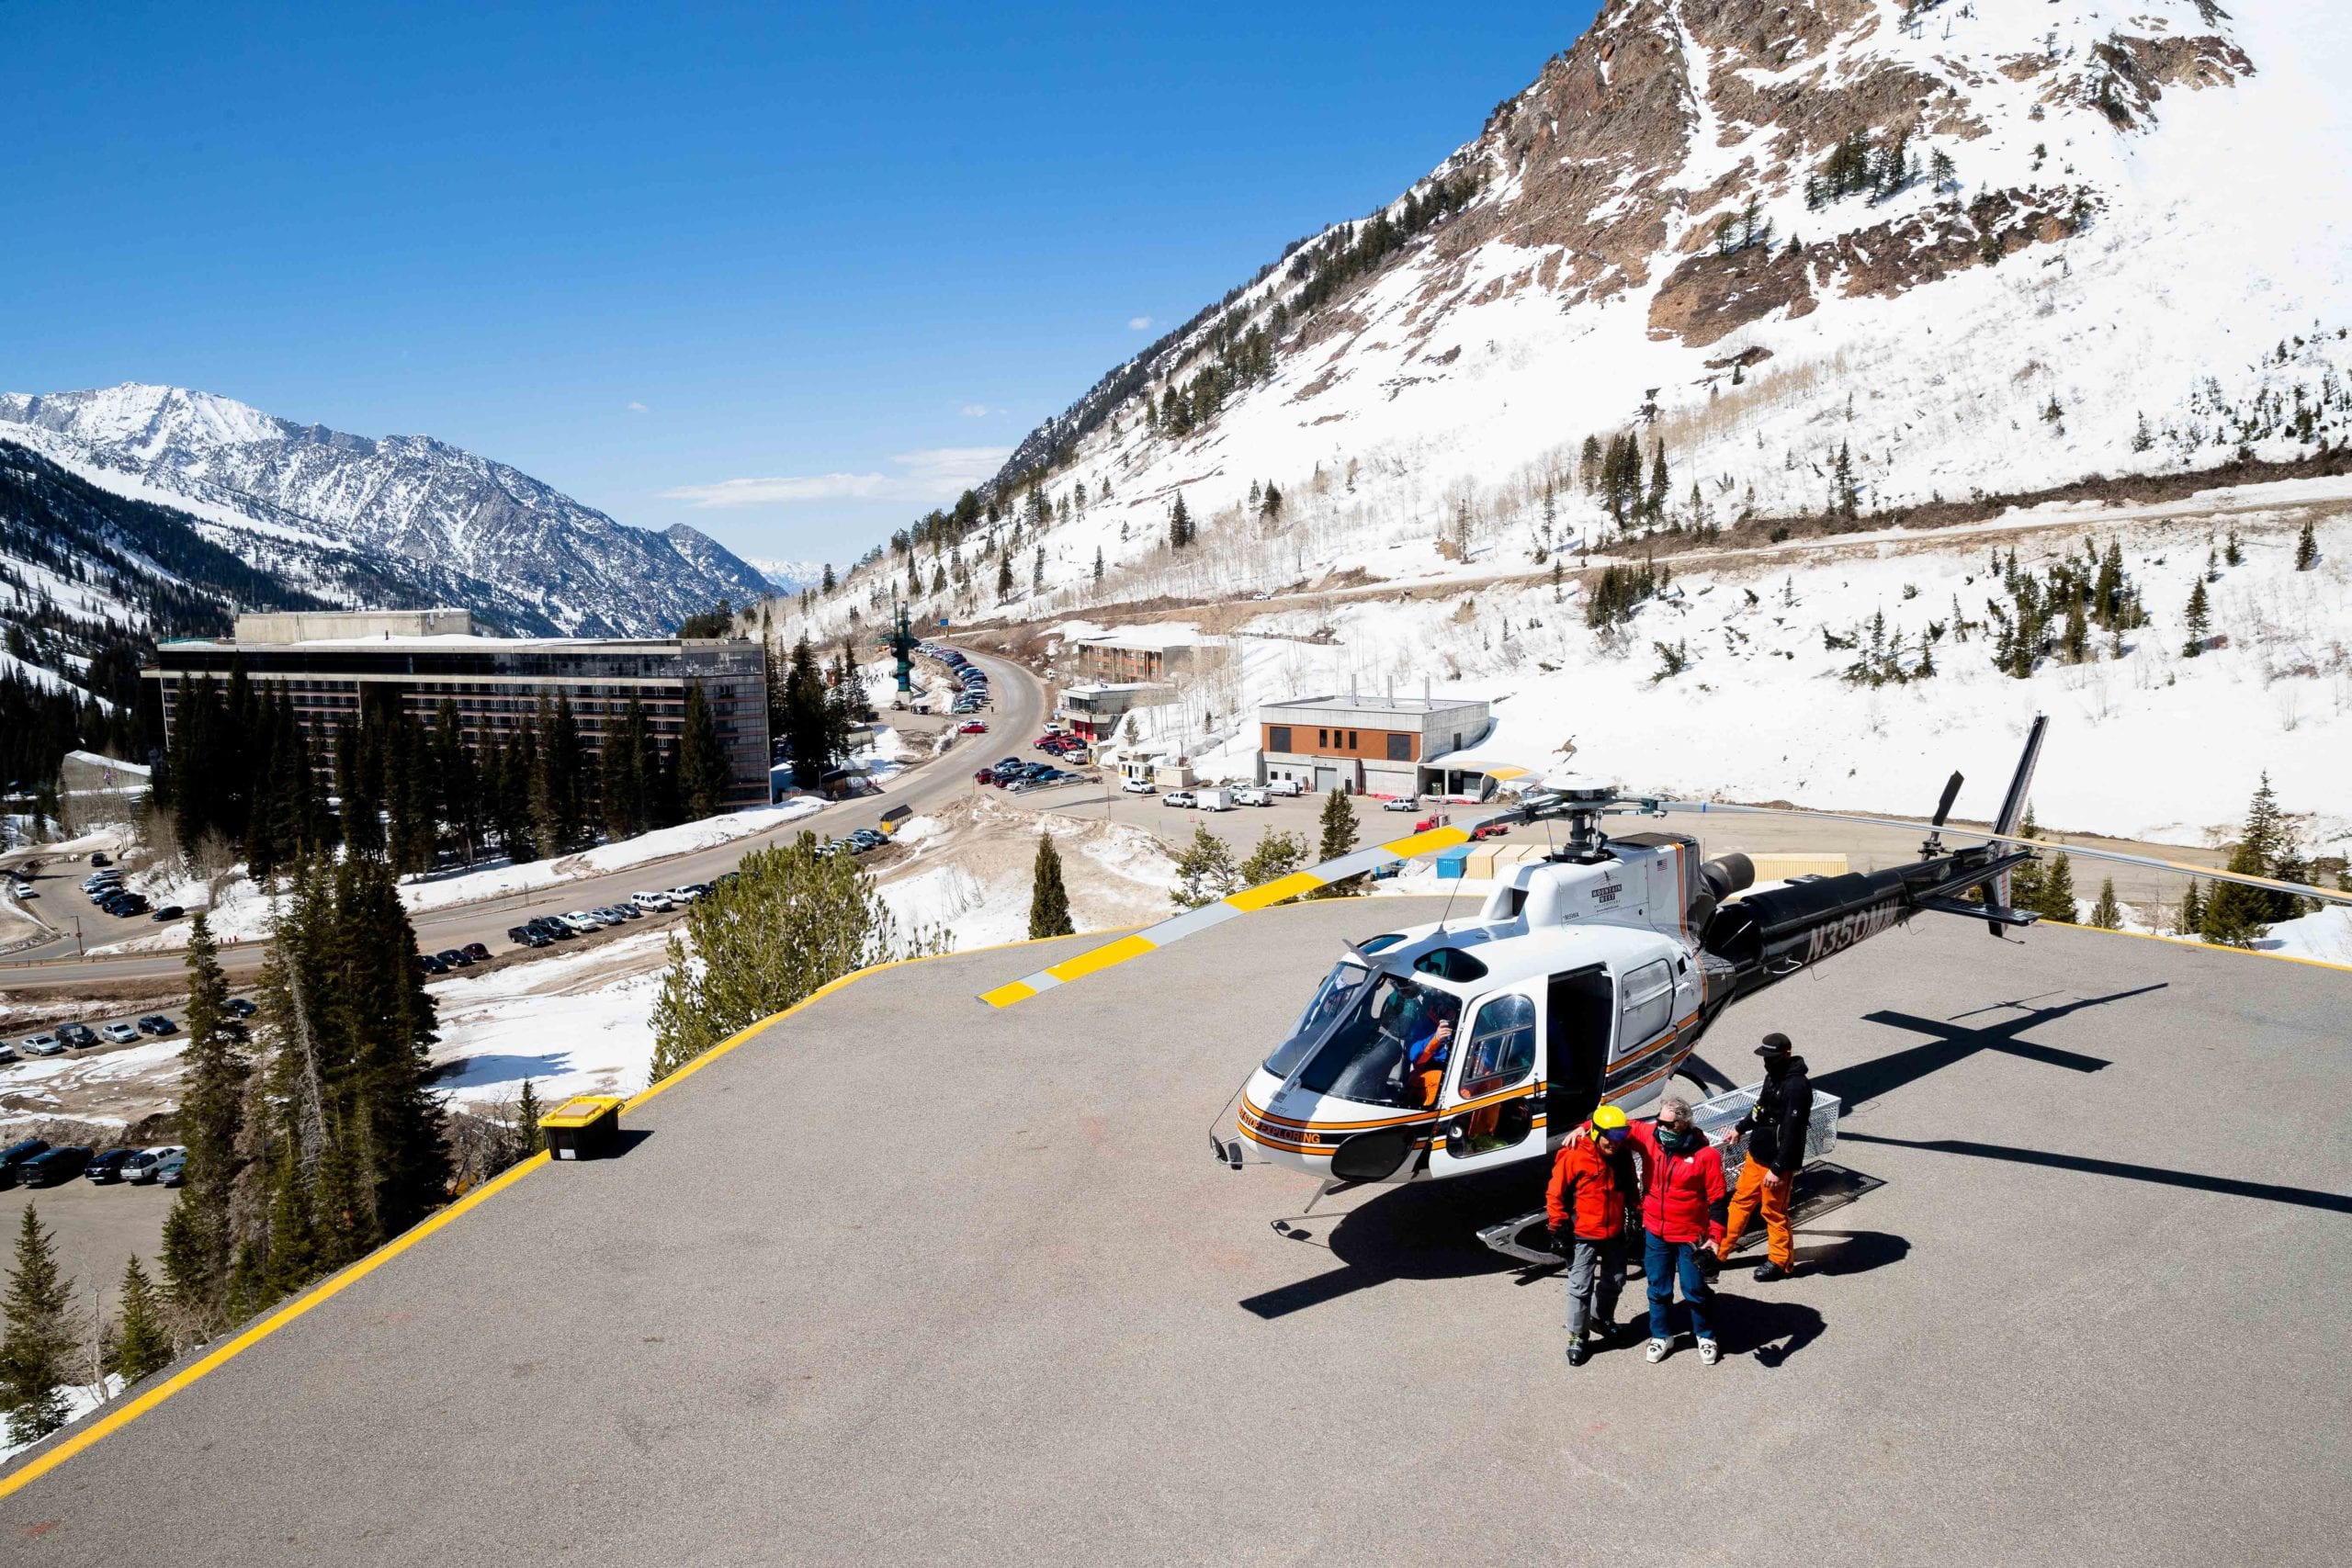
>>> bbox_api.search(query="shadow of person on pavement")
[1711,1293,1826,1367]
[1790,1229,1911,1276]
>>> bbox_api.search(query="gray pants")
[1565,1234,1629,1339]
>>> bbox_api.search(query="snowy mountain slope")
[962,0,2347,588]
[780,0,2352,848]
[746,556,830,592]
[0,384,771,637]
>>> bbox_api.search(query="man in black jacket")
[1725,1032,1811,1281]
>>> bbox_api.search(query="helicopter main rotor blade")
[1651,800,2352,909]
[1932,771,1964,829]
[978,810,1511,1009]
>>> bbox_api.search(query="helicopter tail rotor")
[1976,715,2049,934]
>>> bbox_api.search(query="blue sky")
[4,2,1600,566]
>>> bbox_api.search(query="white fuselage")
[1238,847,1709,1184]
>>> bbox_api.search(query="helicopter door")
[1429,988,1545,1178]
[1544,965,1613,1137]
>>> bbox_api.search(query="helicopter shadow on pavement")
[1811,982,2165,1113]
[1240,1162,1548,1321]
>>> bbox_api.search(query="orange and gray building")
[1257,693,1492,798]
[143,610,773,807]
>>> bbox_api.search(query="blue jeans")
[1645,1229,1715,1344]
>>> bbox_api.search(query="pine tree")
[0,1205,78,1446]
[2224,529,2244,567]
[2007,807,2047,911]
[2037,851,2078,922]
[1833,441,1860,520]
[1238,829,1307,898]
[1169,494,1194,549]
[650,835,943,1079]
[1170,826,1242,910]
[2177,879,2205,935]
[677,682,729,821]
[107,1256,173,1386]
[1645,440,1670,522]
[1308,787,1362,898]
[1092,547,1104,583]
[782,635,831,790]
[2295,517,2320,570]
[601,696,650,839]
[2086,878,2123,930]
[536,694,588,853]
[514,1079,543,1164]
[1027,830,1074,939]
[2182,579,2211,656]
[995,550,1014,599]
[433,698,484,863]
[161,913,247,1329]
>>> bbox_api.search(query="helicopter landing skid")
[1477,1210,1560,1269]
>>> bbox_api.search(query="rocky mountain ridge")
[0,383,770,637]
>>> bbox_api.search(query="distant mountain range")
[747,557,830,592]
[0,383,771,637]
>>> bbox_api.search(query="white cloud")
[1127,315,1154,332]
[660,446,1008,510]
[627,400,650,413]
[958,403,993,418]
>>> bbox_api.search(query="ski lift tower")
[887,600,919,695]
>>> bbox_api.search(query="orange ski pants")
[1724,1156,1794,1269]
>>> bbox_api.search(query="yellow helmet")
[1590,1104,1628,1132]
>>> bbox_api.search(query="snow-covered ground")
[0,1377,124,1468]
[426,928,672,1114]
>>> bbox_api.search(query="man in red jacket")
[1625,1095,1728,1365]
[1545,1103,1642,1365]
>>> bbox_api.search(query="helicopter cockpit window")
[1263,960,1374,1078]
[1456,993,1538,1099]
[1293,976,1464,1108]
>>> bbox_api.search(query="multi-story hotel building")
[144,610,773,808]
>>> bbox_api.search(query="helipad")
[4,900,2346,1566]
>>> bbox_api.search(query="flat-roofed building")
[1066,626,1233,685]
[1055,682,1175,742]
[1257,693,1492,798]
[144,609,772,808]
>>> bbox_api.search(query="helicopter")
[978,716,2350,1202]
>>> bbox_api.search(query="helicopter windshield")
[1262,959,1374,1078]
[1290,976,1464,1109]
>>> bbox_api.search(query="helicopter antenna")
[1920,770,1964,861]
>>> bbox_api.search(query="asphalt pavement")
[4,901,2346,1565]
[0,649,1042,991]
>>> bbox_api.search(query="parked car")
[419,953,449,975]
[1383,795,1421,811]
[89,851,110,866]
[21,1034,64,1057]
[432,948,469,969]
[224,998,258,1018]
[0,1041,16,1064]
[1230,786,1272,807]
[23,1147,93,1187]
[958,720,989,734]
[1120,777,1156,795]
[100,1021,141,1045]
[58,1022,97,1049]
[508,925,548,948]
[848,829,887,852]
[136,1015,176,1036]
[1163,791,1197,808]
[526,917,572,942]
[85,1149,137,1184]
[560,911,604,933]
[122,1145,185,1184]
[630,890,674,912]
[11,879,34,898]
[152,905,186,921]
[155,1152,187,1187]
[462,942,492,962]
[1266,778,1306,797]
[0,1138,51,1186]
[610,903,643,920]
